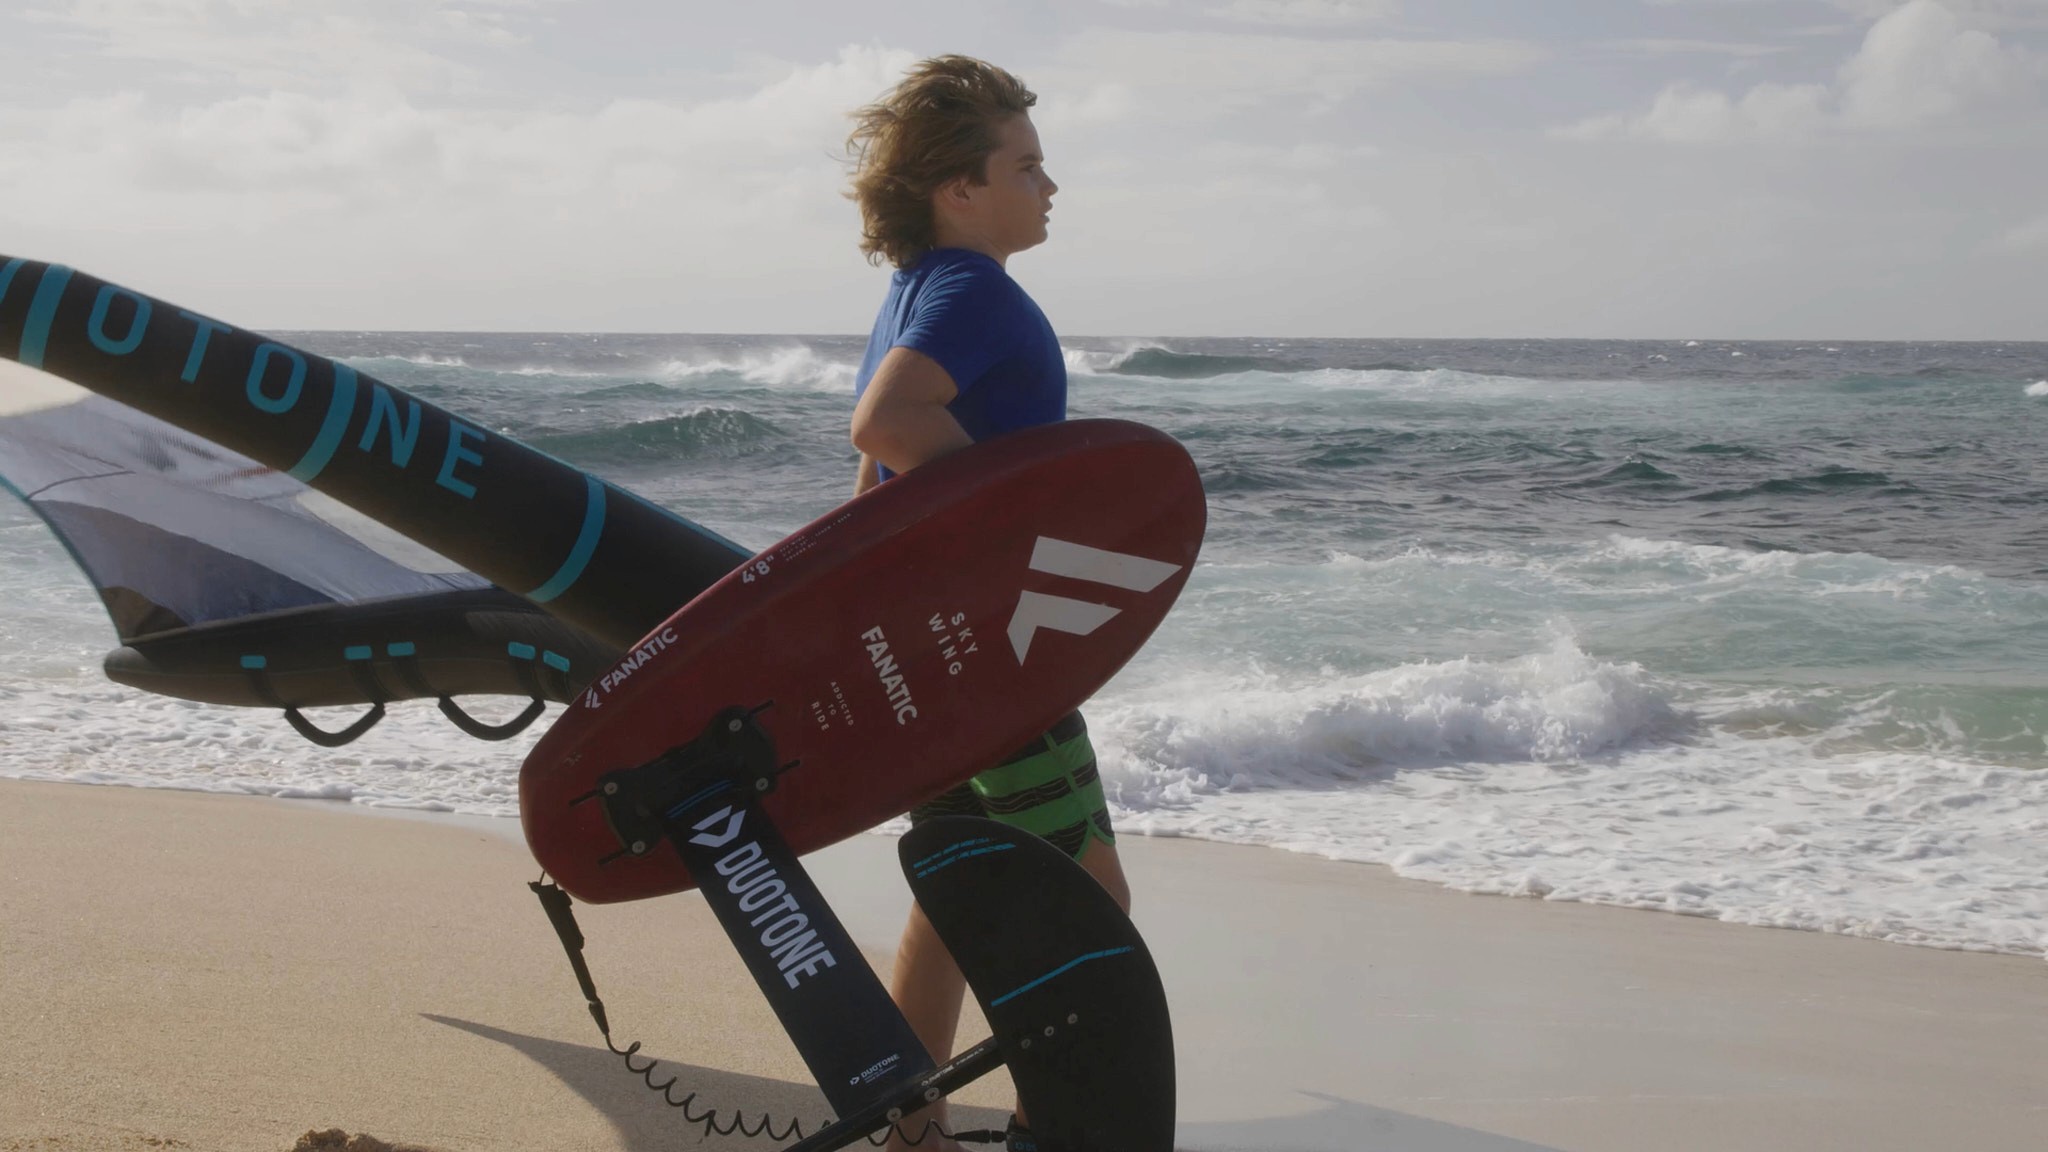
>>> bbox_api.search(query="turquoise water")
[3,334,2044,958]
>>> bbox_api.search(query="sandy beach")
[2,776,2043,1152]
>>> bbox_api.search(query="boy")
[846,56,1129,1152]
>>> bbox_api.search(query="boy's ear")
[934,174,975,211]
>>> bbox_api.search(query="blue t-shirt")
[854,248,1066,480]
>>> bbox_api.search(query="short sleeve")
[894,262,1021,395]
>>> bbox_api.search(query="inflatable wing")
[0,255,758,746]
[0,258,752,648]
[0,374,622,744]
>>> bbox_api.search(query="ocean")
[3,334,2045,962]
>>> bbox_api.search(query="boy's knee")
[1077,841,1132,914]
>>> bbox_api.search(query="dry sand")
[2,777,2043,1152]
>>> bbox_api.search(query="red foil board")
[520,419,1206,903]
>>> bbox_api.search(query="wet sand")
[1,778,2042,1151]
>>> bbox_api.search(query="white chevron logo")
[688,805,745,848]
[1006,537,1182,663]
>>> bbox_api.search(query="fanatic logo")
[1006,537,1182,662]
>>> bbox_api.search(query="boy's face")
[953,114,1059,258]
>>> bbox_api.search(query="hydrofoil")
[520,419,1205,1150]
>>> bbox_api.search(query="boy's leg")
[1076,835,1131,914]
[884,899,971,1151]
[887,713,1126,1150]
[886,781,983,1151]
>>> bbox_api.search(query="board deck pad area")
[901,816,1176,1152]
[521,418,1206,903]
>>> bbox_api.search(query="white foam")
[0,675,536,818]
[4,521,2042,964]
[1304,366,1510,392]
[346,353,469,369]
[1293,537,1972,604]
[1061,342,1167,375]
[1087,651,2048,960]
[1404,534,2001,602]
[1063,345,1566,396]
[653,347,853,392]
[1067,537,2048,961]
[1093,633,1681,799]
[2025,380,2048,397]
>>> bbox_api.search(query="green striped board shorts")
[908,711,1116,861]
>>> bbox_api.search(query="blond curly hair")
[846,56,1038,269]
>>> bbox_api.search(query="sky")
[1,0,2044,338]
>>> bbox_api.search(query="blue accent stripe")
[916,843,1015,878]
[541,650,570,672]
[913,837,995,871]
[528,476,605,604]
[344,645,373,661]
[667,780,732,819]
[240,654,267,670]
[386,642,416,657]
[506,642,537,660]
[0,258,26,308]
[989,946,1136,1008]
[288,362,357,482]
[19,264,74,369]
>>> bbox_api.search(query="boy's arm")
[850,346,973,476]
[853,452,880,495]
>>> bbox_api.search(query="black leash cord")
[530,879,1004,1147]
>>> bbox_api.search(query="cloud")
[0,40,920,283]
[1042,27,1542,114]
[16,0,555,94]
[1033,137,1392,303]
[1202,0,1399,26]
[1835,0,2028,126]
[1557,0,2038,141]
[1823,0,2048,27]
[1593,38,1793,58]
[4,2,2040,338]
[2003,211,2048,248]
[1647,0,2048,29]
[1553,81,1830,141]
[1198,140,1382,168]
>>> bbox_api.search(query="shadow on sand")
[423,1014,1007,1150]
[429,1015,1561,1152]
[1177,1091,1566,1152]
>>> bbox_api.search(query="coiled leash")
[530,878,1011,1148]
